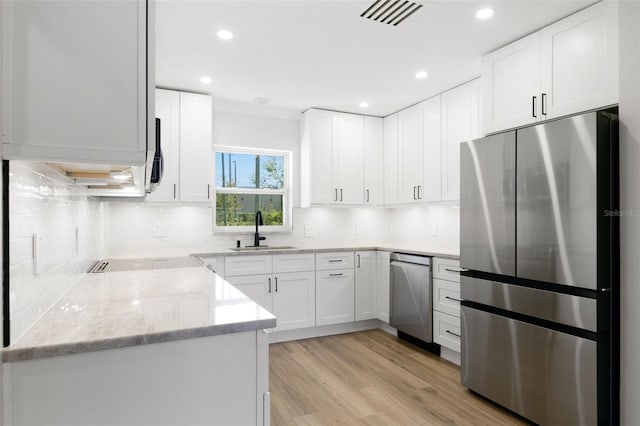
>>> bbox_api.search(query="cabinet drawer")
[224,255,273,276]
[433,311,461,352]
[273,253,315,273]
[433,258,463,282]
[433,278,461,317]
[315,252,354,271]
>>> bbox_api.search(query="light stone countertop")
[3,261,276,362]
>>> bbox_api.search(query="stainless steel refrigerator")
[459,109,619,425]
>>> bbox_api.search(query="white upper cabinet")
[398,103,424,204]
[146,90,212,203]
[539,1,618,119]
[1,0,152,165]
[422,96,442,202]
[482,33,541,133]
[441,80,480,201]
[146,89,180,202]
[383,114,399,206]
[335,114,364,204]
[301,109,371,206]
[482,1,618,134]
[363,116,384,206]
[179,92,213,203]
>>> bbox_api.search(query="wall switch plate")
[304,226,314,238]
[432,224,438,237]
[355,224,363,235]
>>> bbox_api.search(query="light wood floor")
[270,329,528,425]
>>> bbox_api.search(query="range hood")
[49,163,147,197]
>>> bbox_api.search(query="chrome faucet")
[254,210,267,247]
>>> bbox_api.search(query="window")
[214,147,290,232]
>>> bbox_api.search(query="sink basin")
[230,245,297,251]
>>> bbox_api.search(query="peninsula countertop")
[3,259,276,362]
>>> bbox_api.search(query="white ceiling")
[156,0,593,117]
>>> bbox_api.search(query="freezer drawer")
[461,306,597,426]
[460,132,516,275]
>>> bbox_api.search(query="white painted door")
[308,109,337,204]
[363,116,384,205]
[481,32,541,134]
[398,104,424,203]
[272,271,315,331]
[422,96,442,202]
[376,251,390,323]
[1,0,149,165]
[335,113,364,204]
[540,1,618,119]
[179,92,213,202]
[383,114,399,206]
[146,89,180,202]
[441,80,480,201]
[225,275,272,313]
[315,269,355,326]
[355,251,377,321]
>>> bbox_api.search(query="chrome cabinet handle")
[532,96,537,118]
[268,277,272,293]
[417,185,422,199]
[541,93,547,116]
[173,183,177,199]
[275,276,278,292]
[340,188,343,202]
[207,184,210,199]
[328,259,343,263]
[445,330,461,338]
[366,189,370,203]
[445,296,462,302]
[413,186,417,200]
[357,254,361,268]
[444,268,467,273]
[334,188,338,202]
[329,273,344,277]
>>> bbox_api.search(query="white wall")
[618,2,640,423]
[8,162,106,343]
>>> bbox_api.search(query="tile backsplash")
[9,162,106,343]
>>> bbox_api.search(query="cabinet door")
[335,113,364,204]
[1,0,149,165]
[481,33,541,134]
[355,251,377,321]
[272,271,315,331]
[363,116,384,205]
[376,251,390,323]
[540,1,618,119]
[398,104,424,203]
[307,109,337,204]
[225,274,272,313]
[441,80,480,201]
[146,89,180,202]
[315,269,355,326]
[179,92,213,202]
[383,114,399,206]
[422,96,442,202]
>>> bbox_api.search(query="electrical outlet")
[304,226,314,238]
[153,224,168,238]
[432,224,438,237]
[355,224,363,235]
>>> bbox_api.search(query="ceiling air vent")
[360,0,423,26]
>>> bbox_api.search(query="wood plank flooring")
[270,329,527,425]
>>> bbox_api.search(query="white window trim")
[213,145,292,234]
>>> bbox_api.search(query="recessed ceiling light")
[359,101,369,108]
[416,70,429,79]
[200,76,212,84]
[254,97,272,105]
[217,30,233,40]
[110,171,131,181]
[476,8,494,20]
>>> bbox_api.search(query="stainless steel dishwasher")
[389,253,433,343]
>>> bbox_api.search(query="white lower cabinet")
[316,269,355,326]
[376,251,391,323]
[355,251,377,321]
[433,311,461,353]
[224,254,315,332]
[432,258,462,358]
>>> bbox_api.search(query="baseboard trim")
[440,346,461,365]
[268,320,384,344]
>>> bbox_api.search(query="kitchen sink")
[229,245,297,251]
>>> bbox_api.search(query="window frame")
[212,145,292,234]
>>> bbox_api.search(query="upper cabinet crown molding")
[1,0,154,165]
[482,1,618,134]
